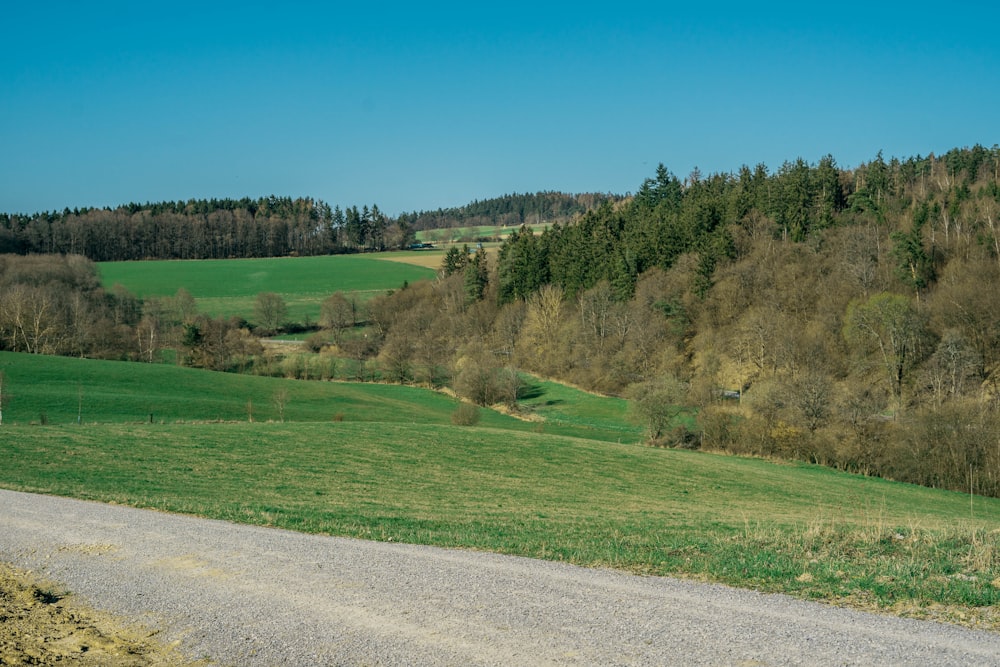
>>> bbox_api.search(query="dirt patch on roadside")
[0,562,198,666]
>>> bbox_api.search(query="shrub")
[451,403,481,426]
[302,332,328,353]
[667,425,700,449]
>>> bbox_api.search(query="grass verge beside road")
[2,420,999,630]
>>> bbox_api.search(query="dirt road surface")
[2,489,999,666]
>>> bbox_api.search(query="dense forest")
[0,197,408,261]
[0,192,619,262]
[396,191,621,231]
[4,144,1000,499]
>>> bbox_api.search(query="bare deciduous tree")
[844,293,933,414]
[627,374,688,443]
[271,388,289,423]
[320,292,355,342]
[254,292,287,334]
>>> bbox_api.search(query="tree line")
[396,191,621,232]
[0,192,620,262]
[0,197,412,261]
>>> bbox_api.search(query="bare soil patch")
[0,562,194,666]
[375,252,445,270]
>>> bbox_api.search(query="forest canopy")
[0,192,619,262]
[396,191,622,231]
[0,197,409,261]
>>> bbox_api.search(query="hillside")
[3,144,1000,502]
[0,351,635,443]
[397,191,622,231]
[369,145,1000,498]
[1,326,1000,625]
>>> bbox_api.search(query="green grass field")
[0,352,638,442]
[2,351,1000,628]
[98,255,435,322]
[0,352,521,430]
[3,418,999,627]
[518,375,644,441]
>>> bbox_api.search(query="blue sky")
[3,2,998,216]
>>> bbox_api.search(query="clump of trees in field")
[0,254,140,357]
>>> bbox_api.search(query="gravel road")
[1,489,999,666]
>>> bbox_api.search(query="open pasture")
[4,352,1000,625]
[0,352,638,442]
[518,375,644,441]
[0,351,514,429]
[2,417,999,626]
[98,254,435,322]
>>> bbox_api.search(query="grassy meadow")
[0,353,636,442]
[3,418,1000,628]
[0,352,525,432]
[518,375,643,442]
[98,254,435,322]
[2,351,1000,628]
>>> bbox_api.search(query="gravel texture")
[2,488,999,666]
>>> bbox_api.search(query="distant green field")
[98,255,435,322]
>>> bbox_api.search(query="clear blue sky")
[3,2,998,216]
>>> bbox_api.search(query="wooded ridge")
[375,144,1000,497]
[396,191,622,231]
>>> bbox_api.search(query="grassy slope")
[0,352,517,430]
[0,352,635,442]
[6,421,975,538]
[2,352,999,626]
[98,255,435,321]
[518,375,643,441]
[3,420,999,626]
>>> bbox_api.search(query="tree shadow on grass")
[518,380,546,401]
